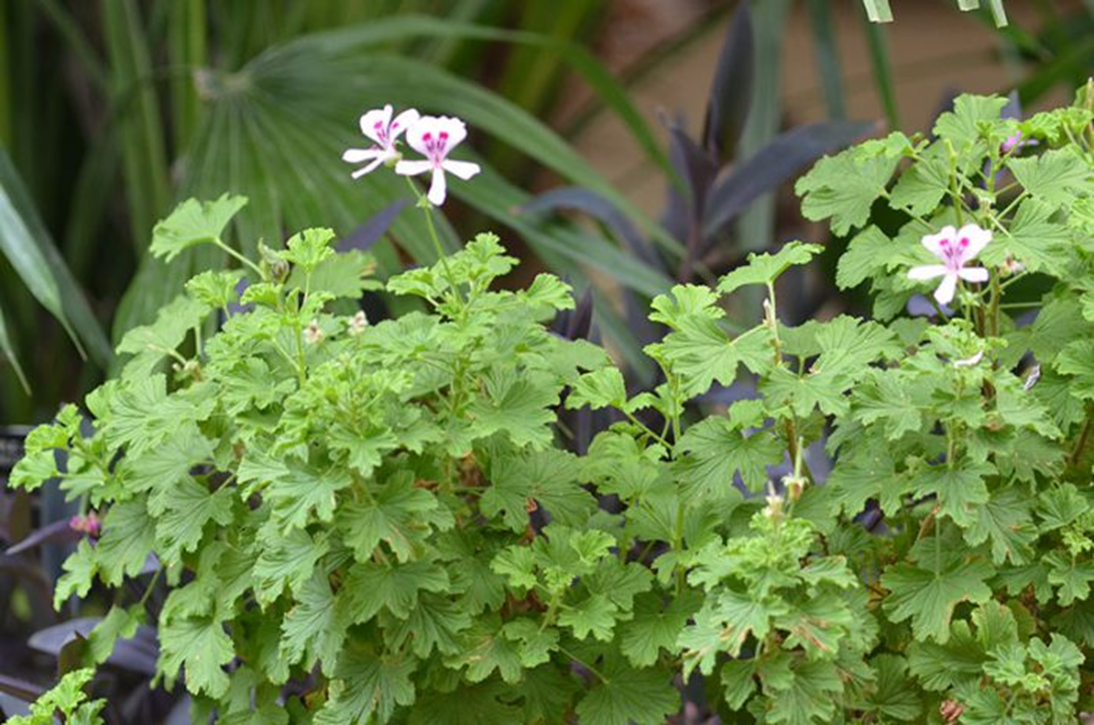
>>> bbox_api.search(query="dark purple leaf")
[0,674,44,702]
[5,519,80,555]
[0,692,34,718]
[337,199,408,252]
[702,120,878,241]
[29,617,159,676]
[552,286,593,342]
[1001,89,1022,120]
[703,3,754,162]
[518,187,661,270]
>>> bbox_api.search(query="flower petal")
[390,108,420,139]
[953,350,984,368]
[957,224,992,260]
[921,226,957,258]
[933,273,958,306]
[395,159,432,177]
[406,116,439,157]
[350,156,387,179]
[908,265,948,280]
[957,266,989,283]
[432,116,467,149]
[427,168,447,206]
[358,105,393,145]
[443,159,480,180]
[342,148,383,163]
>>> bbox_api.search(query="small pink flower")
[907,224,991,305]
[342,104,420,179]
[69,512,101,538]
[395,116,481,206]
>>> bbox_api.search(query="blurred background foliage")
[0,0,1092,422]
[1,0,1094,719]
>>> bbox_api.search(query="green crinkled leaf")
[95,498,157,586]
[408,682,521,725]
[340,559,449,623]
[447,615,523,683]
[314,644,416,725]
[384,592,471,658]
[763,658,844,725]
[279,571,346,674]
[980,198,1071,276]
[1055,338,1094,401]
[865,654,921,722]
[881,557,994,642]
[336,479,450,563]
[185,269,245,309]
[889,146,950,215]
[149,477,235,563]
[620,592,700,668]
[911,461,992,529]
[658,320,770,397]
[835,225,900,290]
[932,94,1007,148]
[102,375,215,457]
[963,485,1036,566]
[679,591,783,676]
[717,242,824,295]
[116,295,210,378]
[252,527,328,607]
[159,614,234,697]
[282,227,336,273]
[676,417,783,497]
[558,593,618,641]
[1008,147,1094,209]
[265,464,352,532]
[468,368,558,449]
[150,194,248,262]
[88,604,144,665]
[796,151,898,235]
[575,660,679,725]
[481,448,594,532]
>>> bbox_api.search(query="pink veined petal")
[427,168,448,206]
[342,148,383,163]
[907,264,948,280]
[957,266,989,283]
[921,226,957,258]
[443,159,480,180]
[358,105,393,145]
[432,116,467,149]
[933,273,959,306]
[350,155,387,179]
[390,108,420,139]
[394,159,432,177]
[957,224,992,260]
[406,116,439,158]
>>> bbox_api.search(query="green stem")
[403,176,463,310]
[138,567,163,608]
[558,645,610,685]
[214,239,264,277]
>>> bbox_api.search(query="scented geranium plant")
[8,93,1094,724]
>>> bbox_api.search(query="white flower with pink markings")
[395,116,481,206]
[907,224,992,306]
[342,104,420,179]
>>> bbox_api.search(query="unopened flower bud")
[69,512,102,538]
[783,474,806,503]
[348,310,369,336]
[763,493,784,519]
[304,320,324,345]
[1000,255,1024,277]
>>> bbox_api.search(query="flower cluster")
[342,104,480,206]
